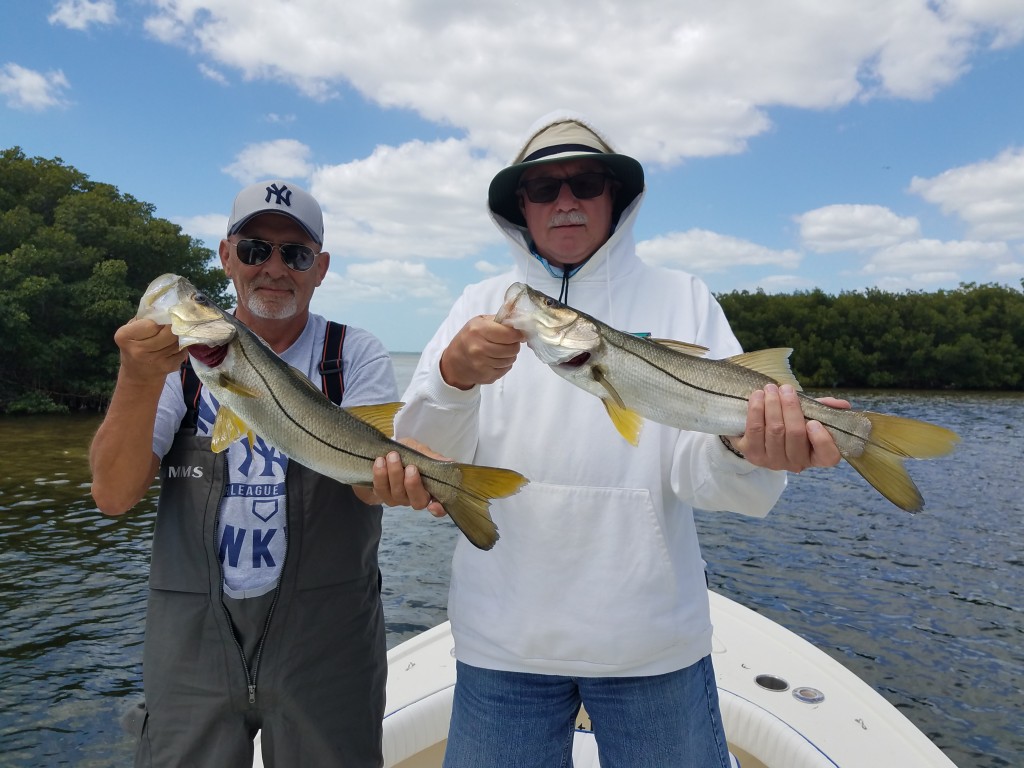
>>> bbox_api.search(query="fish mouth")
[136,274,193,325]
[167,300,236,349]
[493,283,527,324]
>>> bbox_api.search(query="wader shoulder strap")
[318,321,348,406]
[179,321,349,424]
[180,359,203,430]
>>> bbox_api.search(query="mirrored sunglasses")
[518,172,612,204]
[234,238,318,272]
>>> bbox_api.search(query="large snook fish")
[494,282,958,513]
[137,273,527,550]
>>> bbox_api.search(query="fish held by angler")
[494,282,958,513]
[135,273,527,550]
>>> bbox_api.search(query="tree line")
[1,148,1022,414]
[717,282,1023,390]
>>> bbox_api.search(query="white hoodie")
[395,112,787,677]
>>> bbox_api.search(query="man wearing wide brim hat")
[488,116,645,229]
[396,110,844,768]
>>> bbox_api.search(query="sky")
[2,0,1023,352]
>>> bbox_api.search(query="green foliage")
[717,281,1024,390]
[0,147,231,413]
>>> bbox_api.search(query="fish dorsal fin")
[216,372,260,398]
[593,367,643,446]
[726,348,803,391]
[346,402,404,438]
[650,339,709,357]
[211,405,255,453]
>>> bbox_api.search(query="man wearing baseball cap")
[92,180,439,767]
[396,112,846,766]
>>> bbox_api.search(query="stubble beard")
[242,284,299,320]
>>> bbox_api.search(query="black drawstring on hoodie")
[558,264,572,305]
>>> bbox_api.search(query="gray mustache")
[549,211,588,227]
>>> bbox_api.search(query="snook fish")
[137,273,527,550]
[494,282,958,513]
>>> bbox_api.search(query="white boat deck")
[255,591,955,768]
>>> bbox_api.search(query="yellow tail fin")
[445,465,529,550]
[862,411,960,459]
[846,413,960,512]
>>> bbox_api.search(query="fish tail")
[845,413,959,512]
[861,411,960,459]
[446,465,529,551]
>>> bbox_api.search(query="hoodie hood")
[487,110,647,305]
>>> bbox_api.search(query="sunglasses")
[518,172,612,204]
[233,238,318,272]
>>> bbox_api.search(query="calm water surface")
[0,355,1020,767]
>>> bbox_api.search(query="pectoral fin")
[602,399,644,446]
[216,373,261,398]
[346,402,404,437]
[211,406,255,453]
[592,366,644,446]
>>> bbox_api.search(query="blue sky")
[2,1,1023,352]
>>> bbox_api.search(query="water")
[0,356,1020,767]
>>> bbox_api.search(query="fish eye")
[194,292,209,305]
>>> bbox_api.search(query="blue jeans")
[443,657,731,768]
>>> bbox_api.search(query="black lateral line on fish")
[233,338,479,500]
[607,335,869,444]
[605,335,752,407]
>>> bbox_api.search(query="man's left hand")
[727,384,848,472]
[353,438,448,517]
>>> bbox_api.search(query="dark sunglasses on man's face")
[233,238,318,272]
[518,172,612,204]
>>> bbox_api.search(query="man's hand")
[439,315,524,390]
[354,438,448,517]
[115,318,187,383]
[727,384,849,472]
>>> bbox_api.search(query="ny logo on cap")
[265,183,292,207]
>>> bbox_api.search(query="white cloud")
[198,63,229,85]
[908,147,1024,241]
[48,0,116,31]
[313,138,503,261]
[0,63,70,111]
[311,260,452,312]
[864,238,1011,276]
[992,261,1023,279]
[474,260,505,275]
[797,204,921,253]
[748,274,817,293]
[948,0,1024,49]
[175,213,228,245]
[221,139,314,184]
[637,229,801,273]
[140,0,1022,164]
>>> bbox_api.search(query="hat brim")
[228,210,323,246]
[488,152,644,227]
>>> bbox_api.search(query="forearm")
[89,370,164,515]
[395,355,482,462]
[677,432,788,518]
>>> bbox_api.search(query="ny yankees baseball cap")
[227,180,324,245]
